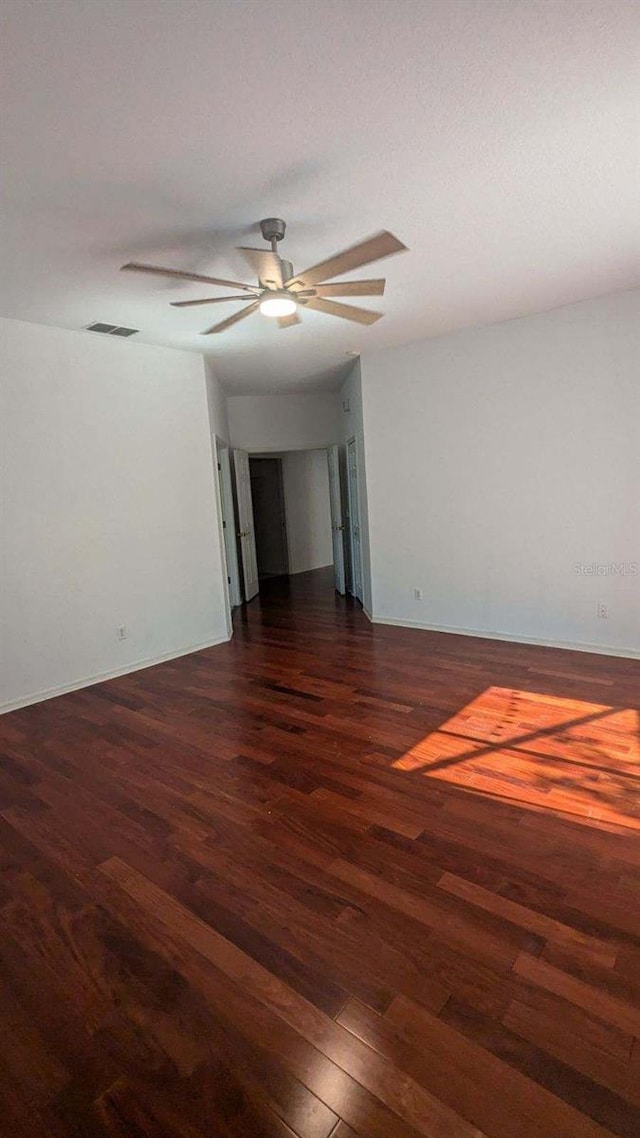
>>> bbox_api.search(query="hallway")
[1,568,639,1137]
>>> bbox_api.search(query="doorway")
[249,457,289,579]
[230,443,369,614]
[234,448,337,599]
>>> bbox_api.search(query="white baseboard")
[289,562,334,576]
[369,613,640,661]
[0,633,232,715]
[362,605,373,623]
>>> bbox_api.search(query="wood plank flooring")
[1,566,639,1137]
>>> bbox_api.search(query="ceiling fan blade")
[287,231,406,289]
[121,261,256,292]
[304,297,382,325]
[312,278,386,297]
[201,300,261,335]
[237,247,283,289]
[171,294,259,308]
[277,311,302,329]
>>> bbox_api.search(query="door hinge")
[217,462,221,470]
[227,575,231,584]
[223,519,226,529]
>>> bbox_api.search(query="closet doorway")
[249,457,289,579]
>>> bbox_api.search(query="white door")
[347,437,363,603]
[217,445,242,608]
[327,445,346,594]
[233,449,259,601]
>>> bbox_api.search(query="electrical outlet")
[116,625,128,640]
[414,588,423,601]
[597,602,608,620]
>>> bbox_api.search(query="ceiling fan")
[120,218,407,334]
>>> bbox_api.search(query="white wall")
[205,358,230,443]
[281,450,333,575]
[361,290,640,656]
[227,393,339,452]
[1,317,230,711]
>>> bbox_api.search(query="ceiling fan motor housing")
[259,217,287,244]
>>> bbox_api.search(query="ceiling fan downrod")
[259,217,293,280]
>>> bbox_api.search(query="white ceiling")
[1,0,638,394]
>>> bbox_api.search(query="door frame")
[346,435,364,604]
[211,437,233,638]
[215,441,242,610]
[232,448,260,602]
[327,445,346,594]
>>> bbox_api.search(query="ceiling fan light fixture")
[120,224,407,334]
[259,291,297,318]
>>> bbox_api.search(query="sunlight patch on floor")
[393,687,640,827]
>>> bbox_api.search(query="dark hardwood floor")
[1,567,639,1137]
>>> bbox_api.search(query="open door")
[232,449,259,602]
[327,445,346,595]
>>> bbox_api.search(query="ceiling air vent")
[85,322,139,337]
